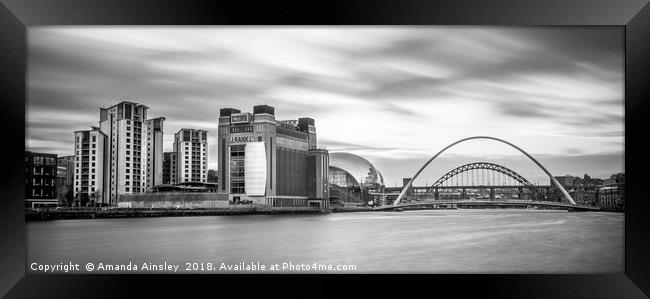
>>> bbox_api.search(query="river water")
[27,209,623,273]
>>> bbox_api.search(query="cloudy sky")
[26,27,624,186]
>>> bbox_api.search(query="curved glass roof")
[329,152,385,187]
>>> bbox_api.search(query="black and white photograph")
[24,26,624,274]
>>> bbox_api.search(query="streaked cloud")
[26,26,623,186]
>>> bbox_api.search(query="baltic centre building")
[217,105,329,209]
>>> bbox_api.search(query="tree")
[207,169,218,183]
[65,184,74,207]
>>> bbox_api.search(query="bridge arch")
[422,162,544,199]
[393,136,575,206]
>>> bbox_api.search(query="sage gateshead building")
[328,152,385,206]
[217,105,329,209]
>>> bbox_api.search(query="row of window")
[31,178,55,186]
[30,156,57,166]
[30,167,55,175]
[76,135,97,143]
[31,189,56,197]
[76,162,97,168]
[77,142,96,149]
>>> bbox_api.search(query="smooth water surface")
[27,209,623,273]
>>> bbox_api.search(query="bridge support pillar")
[518,187,523,200]
[490,187,495,200]
[435,188,439,200]
[461,188,466,199]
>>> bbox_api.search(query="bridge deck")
[374,200,600,211]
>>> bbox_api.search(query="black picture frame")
[1,0,649,297]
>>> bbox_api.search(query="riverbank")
[25,206,327,221]
[26,205,620,221]
[331,206,375,213]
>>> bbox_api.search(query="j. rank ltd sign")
[230,135,258,143]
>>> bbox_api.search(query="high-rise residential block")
[73,126,107,205]
[163,152,178,184]
[146,117,165,188]
[173,128,208,183]
[72,101,165,205]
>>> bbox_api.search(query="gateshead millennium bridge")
[374,136,600,212]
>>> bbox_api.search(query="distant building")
[217,104,329,209]
[162,152,178,185]
[56,155,75,206]
[25,151,58,208]
[598,173,624,210]
[174,128,209,183]
[554,175,578,189]
[603,172,624,186]
[551,174,602,205]
[573,174,603,206]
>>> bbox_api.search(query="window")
[126,175,130,179]
[230,144,245,157]
[125,187,130,192]
[92,150,96,154]
[92,135,96,142]
[126,163,130,167]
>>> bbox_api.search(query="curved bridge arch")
[433,162,534,187]
[421,162,543,199]
[393,136,575,206]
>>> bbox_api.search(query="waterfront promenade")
[25,205,326,221]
